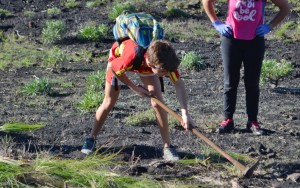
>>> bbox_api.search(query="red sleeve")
[110,40,138,76]
[168,70,180,83]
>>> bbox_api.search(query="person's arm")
[202,0,218,22]
[202,0,233,37]
[256,0,290,37]
[108,64,150,97]
[174,78,195,130]
[268,0,290,29]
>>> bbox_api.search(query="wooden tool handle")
[150,97,247,172]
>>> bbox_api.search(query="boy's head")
[146,40,180,76]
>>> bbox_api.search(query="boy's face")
[146,58,168,77]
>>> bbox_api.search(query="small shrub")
[41,20,66,45]
[64,0,80,8]
[108,2,136,20]
[181,51,205,71]
[260,59,293,87]
[47,7,61,16]
[22,77,54,96]
[43,47,68,68]
[0,8,12,18]
[78,24,109,41]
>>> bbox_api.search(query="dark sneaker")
[217,119,234,133]
[163,145,180,161]
[81,137,96,155]
[247,121,264,135]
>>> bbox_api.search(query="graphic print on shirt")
[234,0,256,22]
[226,0,263,40]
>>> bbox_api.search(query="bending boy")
[81,39,195,161]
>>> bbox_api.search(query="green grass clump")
[181,51,205,71]
[276,21,297,39]
[86,0,108,8]
[260,59,293,87]
[0,162,28,187]
[78,70,106,112]
[41,20,66,45]
[0,35,45,70]
[47,7,61,16]
[22,77,54,96]
[64,0,80,8]
[108,2,136,20]
[164,8,189,18]
[78,24,109,41]
[0,8,12,18]
[125,108,179,128]
[23,10,35,17]
[43,47,68,68]
[0,154,162,187]
[125,109,156,126]
[0,122,45,132]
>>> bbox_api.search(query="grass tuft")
[41,20,66,45]
[181,51,206,71]
[0,122,45,132]
[22,77,54,96]
[78,70,106,112]
[108,2,136,20]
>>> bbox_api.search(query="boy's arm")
[174,78,195,130]
[108,65,150,97]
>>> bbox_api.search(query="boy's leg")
[140,75,171,148]
[82,79,120,154]
[89,80,121,139]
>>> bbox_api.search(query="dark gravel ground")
[0,0,299,187]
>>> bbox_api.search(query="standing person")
[81,39,195,161]
[202,0,290,134]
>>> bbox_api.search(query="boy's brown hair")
[146,40,180,71]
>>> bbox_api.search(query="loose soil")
[0,0,299,187]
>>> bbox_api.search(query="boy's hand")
[181,114,194,131]
[135,85,151,97]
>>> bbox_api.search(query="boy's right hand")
[212,20,233,38]
[135,85,151,97]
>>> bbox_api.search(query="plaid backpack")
[113,11,164,48]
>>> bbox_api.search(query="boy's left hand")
[181,114,194,131]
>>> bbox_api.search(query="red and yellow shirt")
[108,39,180,82]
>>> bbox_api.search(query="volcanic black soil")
[0,0,299,187]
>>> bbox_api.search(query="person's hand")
[181,114,194,131]
[212,20,233,38]
[134,85,151,97]
[256,24,271,37]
